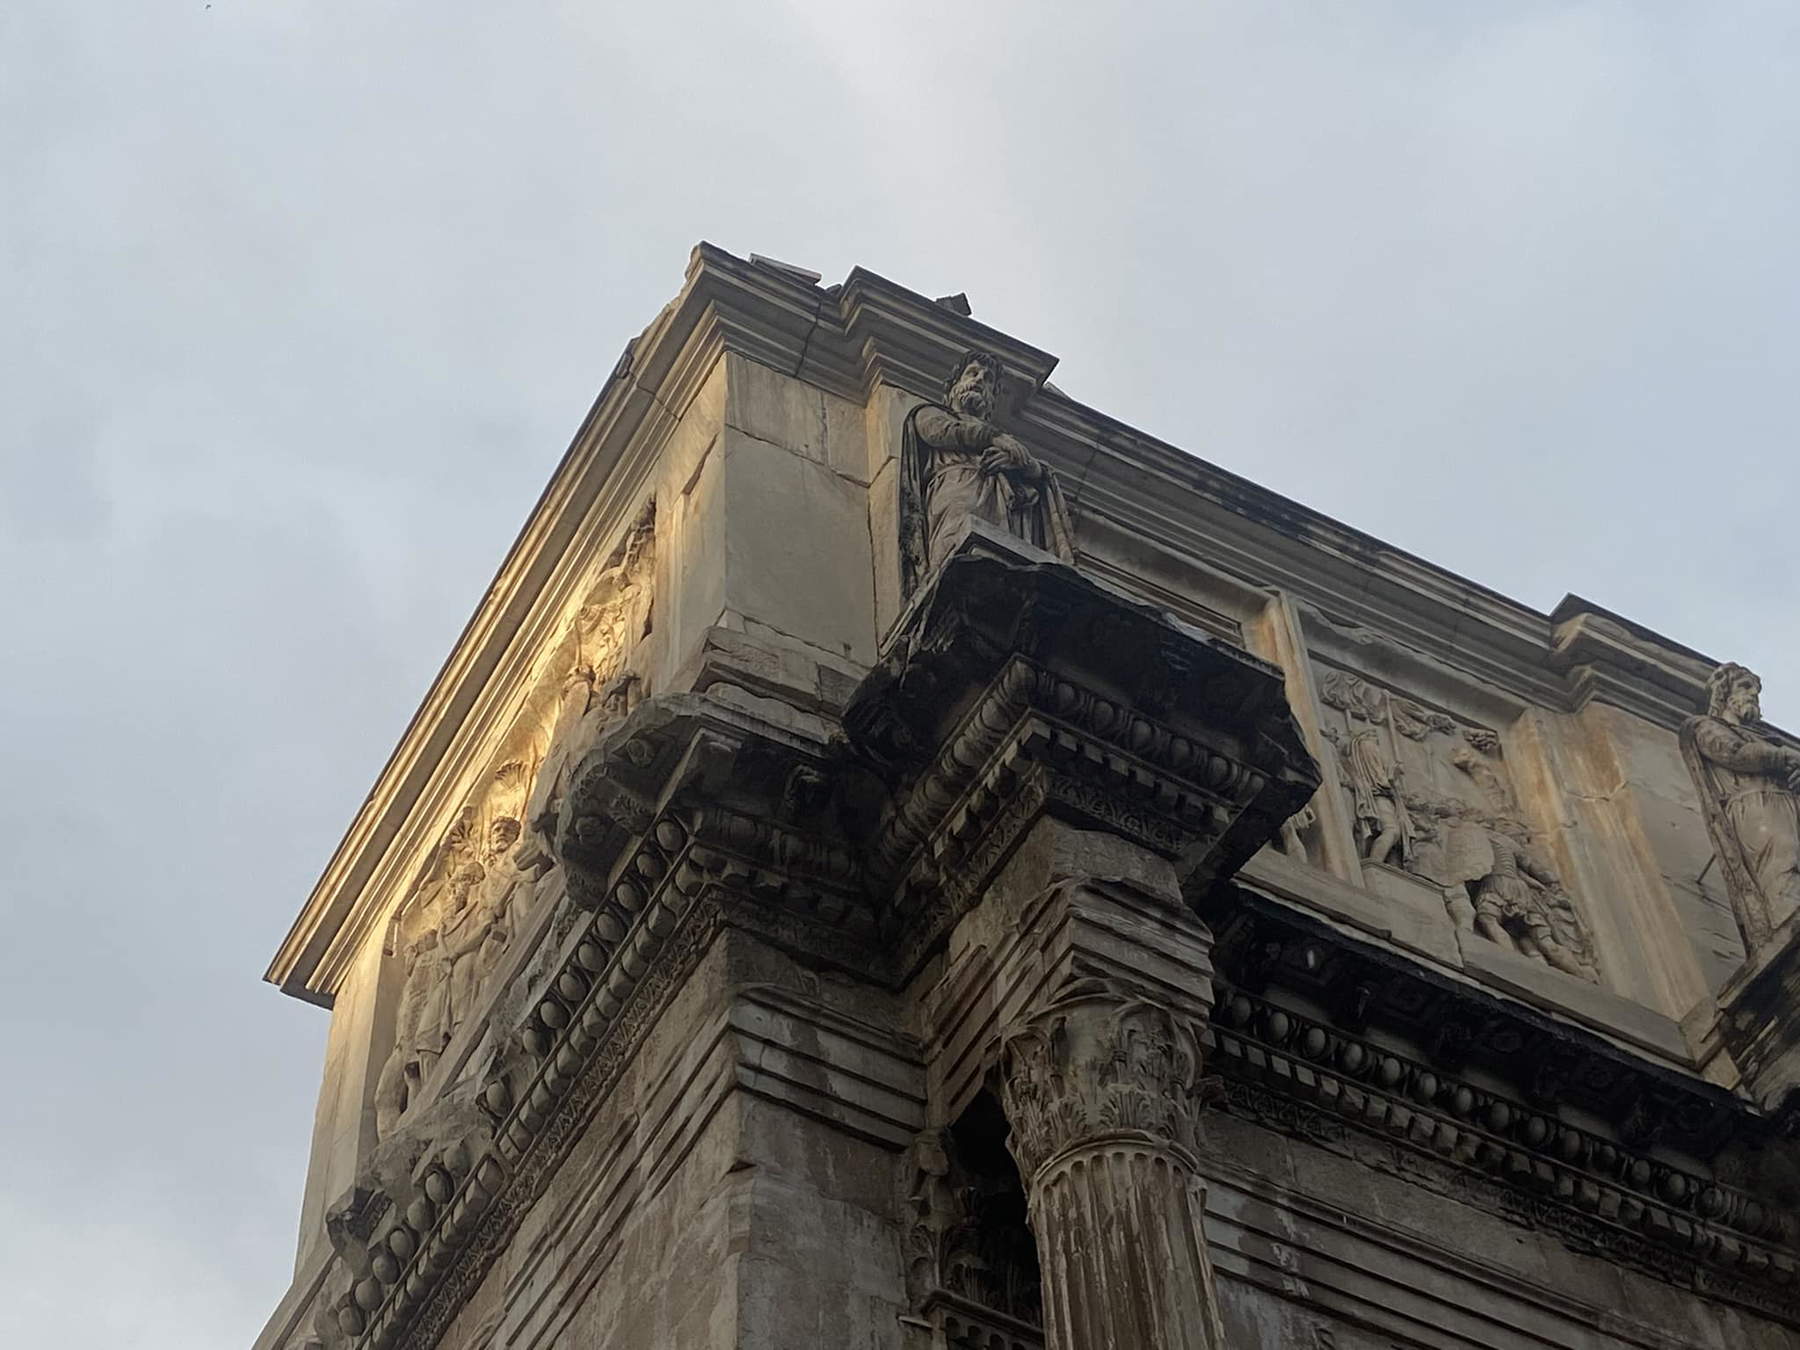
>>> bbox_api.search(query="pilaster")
[924,832,1230,1350]
[852,531,1319,1348]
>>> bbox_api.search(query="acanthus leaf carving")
[998,969,1232,1348]
[902,1130,1042,1329]
[999,977,1210,1184]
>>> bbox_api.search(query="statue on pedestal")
[900,350,1074,593]
[1681,663,1800,953]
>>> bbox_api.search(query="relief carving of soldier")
[368,512,655,1143]
[900,350,1075,592]
[1325,722,1410,867]
[472,813,551,987]
[1681,662,1800,953]
[369,829,481,1140]
[415,848,490,1072]
[1348,726,1409,865]
[372,807,556,1140]
[1445,812,1597,981]
[373,922,441,1139]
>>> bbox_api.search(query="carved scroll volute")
[999,980,1208,1183]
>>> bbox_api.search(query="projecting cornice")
[264,251,725,1003]
[268,242,1763,1003]
[263,243,1062,1002]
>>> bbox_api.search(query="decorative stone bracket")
[1713,915,1800,1126]
[845,529,1320,978]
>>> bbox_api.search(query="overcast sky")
[6,3,1800,1346]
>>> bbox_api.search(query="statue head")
[448,859,484,907]
[944,350,1005,420]
[1707,663,1763,724]
[488,816,522,856]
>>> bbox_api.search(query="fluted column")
[1000,979,1227,1350]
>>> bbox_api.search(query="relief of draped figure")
[374,824,479,1140]
[517,506,654,869]
[371,503,655,1140]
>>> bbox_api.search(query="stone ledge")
[1711,914,1800,1118]
[1462,937,1693,1067]
[1207,891,1745,1161]
[1210,985,1800,1327]
[1240,849,1461,969]
[1237,849,1695,1071]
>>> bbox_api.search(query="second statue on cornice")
[899,350,1075,593]
[1681,662,1800,955]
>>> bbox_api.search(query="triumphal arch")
[257,247,1800,1349]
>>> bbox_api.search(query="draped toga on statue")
[899,398,1075,594]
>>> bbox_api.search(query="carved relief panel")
[372,501,656,1142]
[1308,663,1599,983]
[374,769,545,1140]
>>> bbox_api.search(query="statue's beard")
[1720,695,1760,722]
[953,388,991,419]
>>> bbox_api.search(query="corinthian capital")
[998,979,1210,1183]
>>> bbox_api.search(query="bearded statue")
[899,350,1075,593]
[1681,663,1800,954]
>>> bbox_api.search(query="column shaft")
[1033,1143,1225,1350]
[1000,980,1227,1350]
